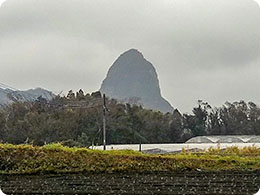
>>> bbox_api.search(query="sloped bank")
[2,143,260,174]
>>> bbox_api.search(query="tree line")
[0,90,260,146]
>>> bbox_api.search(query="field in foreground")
[1,172,260,195]
[1,143,260,174]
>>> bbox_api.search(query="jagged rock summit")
[100,49,174,113]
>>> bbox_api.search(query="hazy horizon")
[1,0,260,112]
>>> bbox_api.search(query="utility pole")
[103,94,107,151]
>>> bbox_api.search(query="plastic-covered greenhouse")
[186,135,260,143]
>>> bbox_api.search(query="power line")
[0,82,54,103]
[0,82,104,110]
[0,82,17,91]
[0,83,23,103]
[0,82,35,102]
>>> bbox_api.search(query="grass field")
[1,143,260,175]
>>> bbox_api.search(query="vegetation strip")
[1,143,260,175]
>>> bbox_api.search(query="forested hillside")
[0,90,260,146]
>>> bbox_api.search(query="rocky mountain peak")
[118,49,144,61]
[100,49,173,113]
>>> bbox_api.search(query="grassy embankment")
[1,143,260,175]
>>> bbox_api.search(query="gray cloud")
[0,0,260,112]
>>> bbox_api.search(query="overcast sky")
[0,0,260,112]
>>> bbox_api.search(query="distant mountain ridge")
[0,87,55,106]
[100,49,174,113]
